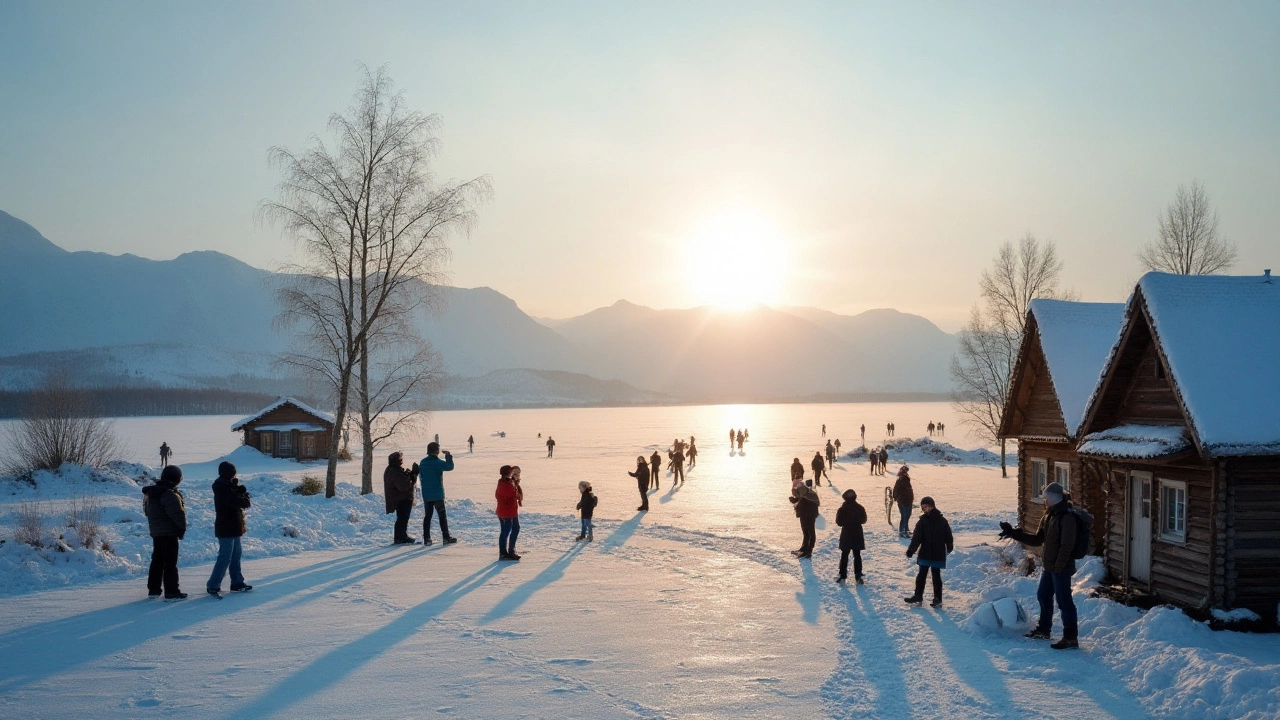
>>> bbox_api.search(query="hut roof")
[231,397,335,431]
[1029,299,1127,437]
[1078,424,1192,459]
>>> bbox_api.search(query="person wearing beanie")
[575,480,598,542]
[999,480,1082,649]
[383,452,419,545]
[791,457,805,483]
[835,489,868,583]
[904,496,953,608]
[495,465,522,560]
[891,466,915,538]
[629,456,651,511]
[789,481,821,559]
[207,461,253,597]
[811,451,825,486]
[143,464,188,600]
[418,441,457,545]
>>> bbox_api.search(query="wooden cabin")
[1076,271,1280,617]
[999,300,1125,555]
[232,397,335,461]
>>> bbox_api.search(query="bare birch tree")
[1138,180,1236,275]
[951,233,1068,476]
[263,65,490,497]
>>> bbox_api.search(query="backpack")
[1068,507,1093,560]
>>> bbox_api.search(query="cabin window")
[260,432,274,454]
[1160,479,1187,543]
[1030,459,1048,499]
[279,431,293,453]
[1054,462,1071,495]
[301,435,315,457]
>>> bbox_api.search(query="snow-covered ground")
[1,403,1277,718]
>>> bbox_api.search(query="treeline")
[0,387,289,418]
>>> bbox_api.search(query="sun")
[684,208,790,310]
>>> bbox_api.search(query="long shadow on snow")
[820,583,913,719]
[0,546,418,692]
[599,512,644,552]
[795,557,822,625]
[659,483,682,504]
[916,609,1019,713]
[229,561,512,720]
[479,543,585,624]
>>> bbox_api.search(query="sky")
[1,1,1277,331]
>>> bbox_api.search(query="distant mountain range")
[0,209,958,406]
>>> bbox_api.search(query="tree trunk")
[359,336,374,495]
[1001,437,1007,478]
[325,374,352,499]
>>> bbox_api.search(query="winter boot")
[443,536,459,544]
[930,597,943,608]
[164,592,189,602]
[230,584,253,593]
[903,595,923,606]
[148,592,162,600]
[855,576,865,585]
[207,588,223,599]
[575,535,586,542]
[836,576,846,583]
[1050,638,1079,650]
[587,530,593,542]
[423,537,434,546]
[1024,627,1051,640]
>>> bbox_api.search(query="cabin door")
[1128,472,1152,584]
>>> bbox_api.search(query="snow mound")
[1078,424,1190,459]
[844,436,1007,466]
[966,597,1030,635]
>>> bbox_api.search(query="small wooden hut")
[999,299,1125,554]
[1076,271,1280,617]
[232,397,335,461]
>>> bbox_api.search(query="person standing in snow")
[649,450,662,490]
[418,442,458,545]
[892,466,915,537]
[207,461,253,597]
[999,481,1081,650]
[835,489,867,584]
[630,455,651,511]
[879,447,889,475]
[822,423,826,437]
[467,435,474,453]
[811,451,826,486]
[383,452,419,544]
[834,438,841,456]
[143,465,188,600]
[790,457,805,484]
[159,442,172,467]
[737,429,745,451]
[671,445,686,485]
[687,436,698,467]
[789,481,821,559]
[546,436,556,458]
[904,496,953,607]
[825,440,836,469]
[729,428,736,449]
[495,465,522,560]
[860,424,865,444]
[575,481,597,542]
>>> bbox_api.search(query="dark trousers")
[673,463,684,483]
[637,481,649,510]
[651,465,660,488]
[423,499,450,540]
[393,499,413,541]
[799,516,816,555]
[839,549,863,579]
[914,565,942,601]
[1036,570,1079,639]
[499,516,520,554]
[147,536,180,596]
[898,502,912,535]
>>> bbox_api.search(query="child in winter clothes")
[789,482,821,558]
[835,489,867,583]
[576,481,597,541]
[495,465,522,560]
[905,496,954,607]
[143,465,188,600]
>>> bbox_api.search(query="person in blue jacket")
[418,442,457,545]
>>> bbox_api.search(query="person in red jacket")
[496,465,523,561]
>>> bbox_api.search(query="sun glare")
[685,208,790,310]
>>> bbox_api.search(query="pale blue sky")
[2,1,1277,329]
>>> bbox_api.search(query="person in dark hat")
[891,465,915,537]
[143,465,188,600]
[383,452,419,544]
[207,461,253,597]
[904,496,953,607]
[999,481,1082,649]
[835,489,867,583]
[629,456,651,511]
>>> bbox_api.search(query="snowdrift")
[844,436,1010,466]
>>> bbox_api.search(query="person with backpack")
[835,489,867,583]
[143,465,188,600]
[383,452,419,544]
[575,481,597,542]
[789,481,821,559]
[904,496,953,607]
[207,461,253,597]
[999,481,1085,649]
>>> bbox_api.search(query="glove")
[905,550,912,558]
[998,521,1014,539]
[411,462,419,473]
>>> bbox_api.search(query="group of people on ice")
[728,428,749,451]
[926,421,945,436]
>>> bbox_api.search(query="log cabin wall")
[1223,457,1280,615]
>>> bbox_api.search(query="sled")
[885,486,894,529]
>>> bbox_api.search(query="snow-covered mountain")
[0,209,957,403]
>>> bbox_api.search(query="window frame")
[1054,462,1071,495]
[260,432,274,454]
[278,430,293,452]
[1030,458,1048,500]
[1159,478,1188,544]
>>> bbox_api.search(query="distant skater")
[468,435,474,453]
[886,422,891,437]
[737,430,745,451]
[649,450,662,490]
[822,423,826,437]
[495,465,522,560]
[729,428,736,449]
[904,496,953,608]
[938,422,945,436]
[835,489,867,584]
[928,421,936,437]
[159,442,172,468]
[546,436,556,458]
[576,481,597,542]
[825,440,836,469]
[860,424,865,445]
[434,433,440,444]
[630,456,651,511]
[834,438,841,456]
[687,437,698,467]
[811,451,826,486]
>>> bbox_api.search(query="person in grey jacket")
[143,465,188,600]
[1000,481,1081,649]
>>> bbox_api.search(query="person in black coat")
[143,465,187,600]
[575,481,597,542]
[207,461,253,597]
[810,452,825,486]
[904,497,953,607]
[835,489,867,583]
[629,456,651,511]
[789,483,821,558]
[383,452,419,544]
[649,450,662,490]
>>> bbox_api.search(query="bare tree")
[263,65,489,497]
[1138,180,1236,275]
[3,375,121,475]
[951,233,1068,476]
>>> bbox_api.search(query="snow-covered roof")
[252,423,327,433]
[231,397,335,431]
[1138,272,1280,456]
[1030,299,1126,437]
[1078,424,1192,459]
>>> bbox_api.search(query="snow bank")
[1078,424,1191,459]
[844,436,1008,466]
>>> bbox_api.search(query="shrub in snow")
[13,501,44,547]
[65,495,104,548]
[292,476,323,496]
